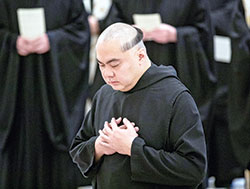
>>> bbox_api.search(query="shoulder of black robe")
[70,63,207,188]
[210,0,247,37]
[0,0,90,151]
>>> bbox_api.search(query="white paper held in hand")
[132,13,162,32]
[17,8,46,39]
[214,35,232,63]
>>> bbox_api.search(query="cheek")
[119,72,133,84]
[99,69,108,82]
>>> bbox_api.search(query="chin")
[110,85,126,92]
[110,85,121,91]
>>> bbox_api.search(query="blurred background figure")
[0,0,91,188]
[227,0,250,187]
[83,0,112,102]
[207,0,247,187]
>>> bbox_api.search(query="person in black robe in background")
[207,0,247,187]
[0,0,91,188]
[89,0,217,138]
[224,0,250,181]
[70,23,207,189]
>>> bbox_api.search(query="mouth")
[107,80,119,85]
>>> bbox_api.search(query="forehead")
[96,40,123,59]
[98,39,121,50]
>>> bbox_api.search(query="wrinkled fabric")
[70,64,207,189]
[0,0,91,188]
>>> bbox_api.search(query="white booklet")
[132,13,162,32]
[17,8,46,39]
[214,35,232,63]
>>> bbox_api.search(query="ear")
[137,48,145,64]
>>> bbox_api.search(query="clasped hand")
[16,33,50,56]
[95,117,139,161]
[142,23,177,44]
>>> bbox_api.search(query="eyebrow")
[97,58,120,65]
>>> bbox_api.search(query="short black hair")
[121,27,143,52]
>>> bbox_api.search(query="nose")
[103,67,114,78]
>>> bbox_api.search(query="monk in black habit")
[207,0,246,186]
[70,23,207,189]
[89,0,217,138]
[0,0,91,188]
[224,0,250,180]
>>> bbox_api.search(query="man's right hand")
[94,117,139,162]
[16,36,33,56]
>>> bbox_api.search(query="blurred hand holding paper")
[17,8,46,39]
[214,35,231,63]
[132,13,162,32]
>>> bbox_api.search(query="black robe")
[0,0,91,188]
[92,0,217,131]
[207,0,245,186]
[222,0,250,169]
[70,64,207,189]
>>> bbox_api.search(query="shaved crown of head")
[96,22,144,52]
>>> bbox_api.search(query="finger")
[123,118,134,130]
[35,47,47,54]
[103,121,112,135]
[17,49,29,56]
[110,117,118,130]
[134,127,139,132]
[98,130,109,141]
[99,140,110,147]
[115,117,122,125]
[29,36,42,45]
[119,125,127,129]
[119,123,135,129]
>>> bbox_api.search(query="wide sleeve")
[0,0,19,151]
[130,91,207,187]
[69,99,101,178]
[47,0,90,50]
[0,1,18,48]
[176,27,217,123]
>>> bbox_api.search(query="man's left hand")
[101,117,139,156]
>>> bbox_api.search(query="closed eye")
[98,63,105,68]
[110,62,120,68]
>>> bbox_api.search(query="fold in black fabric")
[0,0,91,188]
